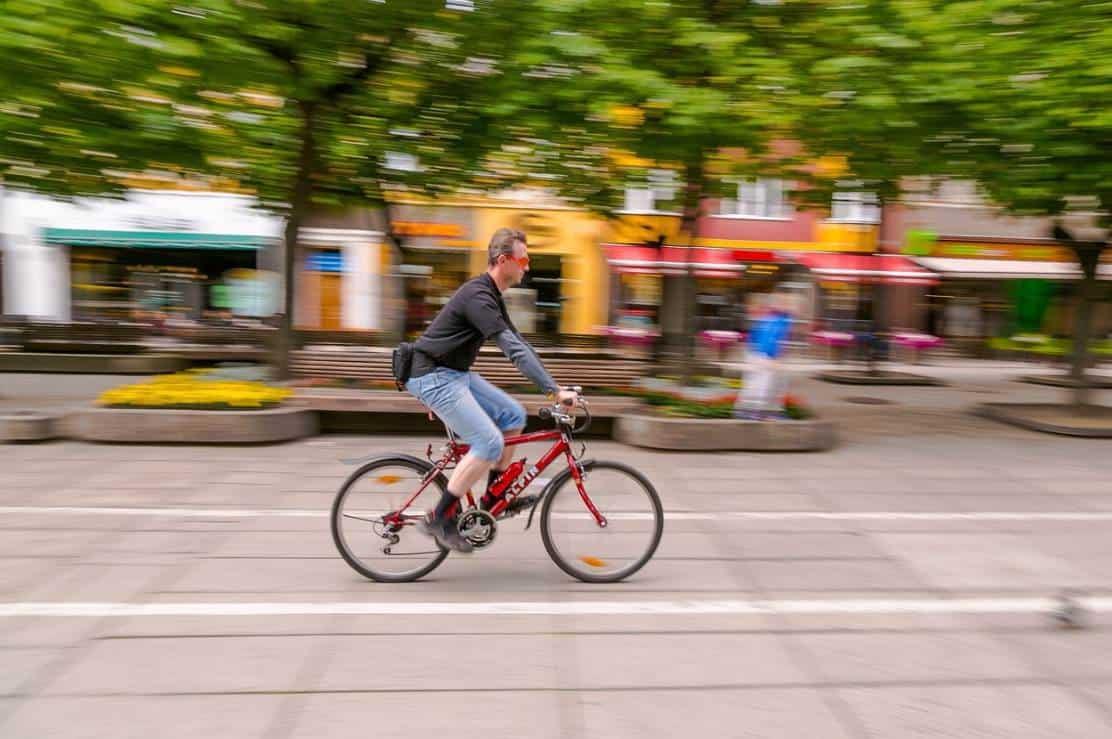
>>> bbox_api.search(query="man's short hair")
[487,228,526,266]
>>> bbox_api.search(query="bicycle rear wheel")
[331,456,449,583]
[539,460,663,583]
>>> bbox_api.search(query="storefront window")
[695,277,745,332]
[614,273,661,329]
[525,253,562,336]
[69,246,254,324]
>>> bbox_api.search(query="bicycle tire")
[331,455,450,583]
[539,459,663,583]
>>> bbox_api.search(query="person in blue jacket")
[735,292,793,420]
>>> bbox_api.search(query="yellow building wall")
[472,207,608,335]
[813,222,879,253]
[604,214,683,246]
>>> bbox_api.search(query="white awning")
[911,257,1112,281]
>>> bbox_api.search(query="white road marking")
[1,597,1110,618]
[1,505,1111,522]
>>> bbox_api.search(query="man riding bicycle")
[406,227,578,553]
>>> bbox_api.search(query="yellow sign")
[392,221,465,238]
[814,222,878,253]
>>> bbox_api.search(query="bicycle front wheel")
[331,456,449,583]
[540,460,663,583]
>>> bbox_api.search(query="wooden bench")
[167,326,275,346]
[289,388,641,437]
[289,346,648,389]
[17,321,148,355]
[291,389,640,416]
[295,329,383,347]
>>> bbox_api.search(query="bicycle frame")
[384,427,606,528]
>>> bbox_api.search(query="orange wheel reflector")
[375,475,403,485]
[579,555,608,568]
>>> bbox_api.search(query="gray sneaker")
[415,514,473,554]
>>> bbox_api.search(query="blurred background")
[1,0,1108,395]
[4,4,1112,738]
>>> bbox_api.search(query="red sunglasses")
[503,253,529,268]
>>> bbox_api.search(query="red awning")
[791,253,938,286]
[605,244,774,278]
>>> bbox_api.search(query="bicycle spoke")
[342,512,382,524]
[332,459,448,582]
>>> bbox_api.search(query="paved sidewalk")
[1,364,1111,737]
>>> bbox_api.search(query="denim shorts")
[406,368,527,462]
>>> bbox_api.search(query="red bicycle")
[331,389,663,583]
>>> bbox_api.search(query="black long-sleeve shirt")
[412,273,559,394]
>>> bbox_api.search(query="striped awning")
[43,228,269,251]
[911,257,1112,281]
[792,253,938,286]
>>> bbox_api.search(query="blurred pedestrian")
[735,292,793,420]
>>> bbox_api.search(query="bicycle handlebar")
[538,386,591,434]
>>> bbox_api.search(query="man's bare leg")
[446,452,494,500]
[494,427,523,474]
[445,426,521,497]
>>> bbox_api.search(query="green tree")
[2,0,532,375]
[919,0,1112,408]
[786,0,1112,407]
[784,0,964,209]
[777,0,954,374]
[493,0,799,372]
[0,0,209,196]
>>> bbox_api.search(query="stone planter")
[615,413,836,452]
[975,403,1112,438]
[0,410,59,442]
[817,370,944,386]
[64,406,318,444]
[1016,374,1112,390]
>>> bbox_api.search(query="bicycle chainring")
[457,509,498,549]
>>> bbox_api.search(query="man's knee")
[470,430,505,462]
[505,400,527,431]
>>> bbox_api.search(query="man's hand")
[556,388,579,407]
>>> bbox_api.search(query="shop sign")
[903,229,1074,261]
[392,221,465,238]
[127,215,197,231]
[389,204,475,249]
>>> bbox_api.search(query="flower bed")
[618,377,814,421]
[98,369,292,410]
[782,394,814,420]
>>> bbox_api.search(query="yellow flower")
[97,371,290,410]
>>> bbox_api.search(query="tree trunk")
[867,198,886,376]
[1068,245,1102,410]
[678,159,705,385]
[379,199,405,343]
[274,102,316,380]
